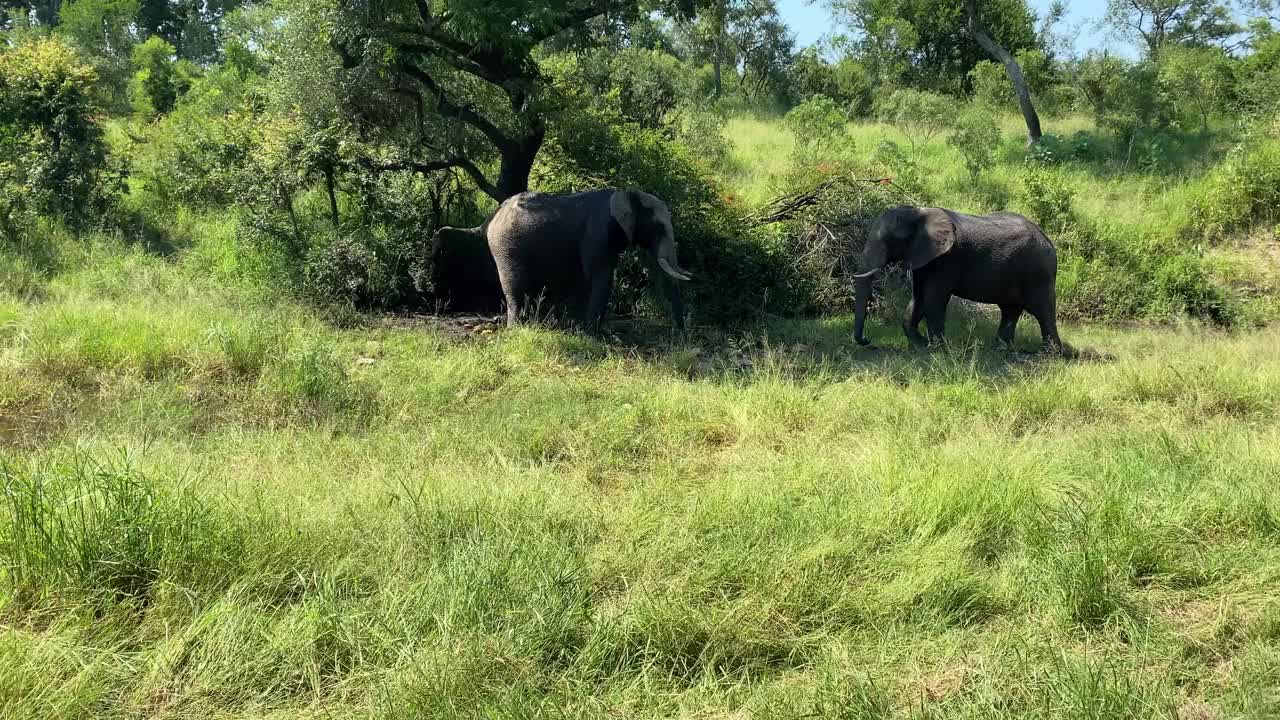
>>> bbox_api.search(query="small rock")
[355,357,377,366]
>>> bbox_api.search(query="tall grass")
[3,109,1280,718]
[5,234,1280,717]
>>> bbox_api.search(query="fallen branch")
[749,175,898,226]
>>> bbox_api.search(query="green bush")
[1190,137,1280,239]
[0,37,123,238]
[1055,220,1236,325]
[130,36,188,118]
[784,95,854,164]
[1017,165,1075,233]
[947,104,1001,181]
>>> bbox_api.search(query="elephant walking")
[439,188,692,333]
[852,206,1063,352]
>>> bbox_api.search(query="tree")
[0,37,119,236]
[324,0,706,202]
[962,0,1041,144]
[1157,44,1233,135]
[1104,0,1241,56]
[130,35,182,116]
[57,0,141,105]
[828,0,1040,93]
[731,0,793,99]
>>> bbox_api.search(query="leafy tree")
[0,37,120,236]
[947,102,1000,180]
[875,86,951,164]
[784,94,853,161]
[321,0,708,202]
[1104,0,1241,56]
[130,35,184,116]
[827,0,1039,93]
[57,0,140,105]
[1157,45,1234,135]
[729,0,793,99]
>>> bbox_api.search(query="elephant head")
[610,189,693,283]
[853,206,956,346]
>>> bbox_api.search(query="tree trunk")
[324,167,340,231]
[713,39,723,98]
[964,0,1042,146]
[493,128,545,201]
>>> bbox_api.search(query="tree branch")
[398,63,513,152]
[963,0,1042,145]
[356,156,501,200]
[526,2,611,45]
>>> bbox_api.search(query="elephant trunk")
[656,237,693,282]
[852,238,887,347]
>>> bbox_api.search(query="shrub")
[784,95,854,163]
[1055,220,1236,325]
[947,104,1001,181]
[669,105,732,171]
[1017,165,1075,233]
[874,87,952,164]
[1189,137,1280,239]
[130,36,186,117]
[0,37,123,237]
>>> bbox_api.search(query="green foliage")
[608,47,691,129]
[969,49,1053,108]
[947,103,1001,181]
[130,36,186,117]
[56,0,140,109]
[0,37,122,238]
[1017,165,1075,232]
[787,48,874,116]
[1190,136,1280,238]
[834,0,1040,93]
[874,87,952,163]
[1157,45,1234,135]
[784,94,855,163]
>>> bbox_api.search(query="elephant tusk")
[852,268,880,279]
[658,257,693,282]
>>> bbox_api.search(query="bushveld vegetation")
[3,0,1280,717]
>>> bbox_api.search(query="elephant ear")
[609,189,639,244]
[906,208,956,270]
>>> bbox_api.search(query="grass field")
[3,113,1280,719]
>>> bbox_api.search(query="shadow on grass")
[526,302,1114,387]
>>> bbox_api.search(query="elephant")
[852,206,1064,352]
[426,225,504,314]
[444,188,692,333]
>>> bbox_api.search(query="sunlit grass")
[4,231,1280,717]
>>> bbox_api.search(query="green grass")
[4,229,1280,718]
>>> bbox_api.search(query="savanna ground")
[3,112,1280,719]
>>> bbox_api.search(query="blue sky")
[775,0,1132,56]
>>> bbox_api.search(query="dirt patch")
[909,662,971,704]
[373,312,506,340]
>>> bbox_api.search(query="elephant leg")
[661,273,686,331]
[922,288,951,346]
[903,280,928,347]
[997,304,1023,349]
[584,271,613,336]
[1027,295,1063,353]
[500,277,527,328]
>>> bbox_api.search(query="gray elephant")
[852,206,1063,352]
[445,188,692,333]
[426,225,503,314]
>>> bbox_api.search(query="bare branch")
[356,156,501,201]
[397,63,513,152]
